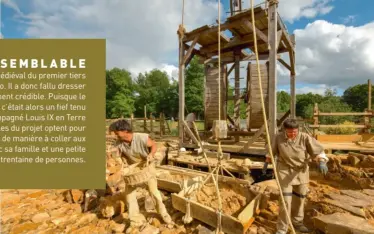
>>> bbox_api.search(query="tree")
[106,68,135,118]
[133,69,173,117]
[296,92,323,118]
[277,91,291,113]
[342,83,373,112]
[318,92,354,124]
[185,57,205,118]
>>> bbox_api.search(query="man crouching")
[109,119,173,229]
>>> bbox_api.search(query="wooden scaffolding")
[177,0,296,155]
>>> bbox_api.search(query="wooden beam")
[205,53,277,64]
[278,58,291,71]
[276,30,283,51]
[277,14,293,50]
[183,35,199,65]
[316,112,373,116]
[309,124,367,128]
[182,10,268,43]
[369,79,372,110]
[277,110,291,126]
[291,75,296,118]
[178,33,185,146]
[182,21,239,42]
[289,48,296,76]
[200,33,266,54]
[268,3,278,140]
[246,62,251,131]
[244,124,266,148]
[234,50,241,140]
[182,121,200,145]
[184,43,205,60]
[184,50,196,67]
[227,64,235,76]
[241,19,268,44]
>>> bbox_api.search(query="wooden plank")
[241,19,268,44]
[316,112,372,116]
[276,30,283,51]
[290,75,296,118]
[278,58,291,71]
[171,182,259,234]
[183,121,200,145]
[179,34,185,145]
[277,14,293,50]
[183,35,200,65]
[316,135,363,143]
[310,124,366,128]
[244,124,266,148]
[203,151,230,160]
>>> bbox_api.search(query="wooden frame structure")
[177,0,296,155]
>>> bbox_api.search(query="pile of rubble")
[327,152,374,189]
[4,137,374,234]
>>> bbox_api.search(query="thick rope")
[215,1,223,233]
[250,0,296,233]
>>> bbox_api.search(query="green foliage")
[318,89,354,124]
[342,83,374,112]
[133,69,176,117]
[185,57,205,117]
[296,92,323,119]
[277,91,291,113]
[106,68,135,118]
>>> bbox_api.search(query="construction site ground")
[2,136,374,234]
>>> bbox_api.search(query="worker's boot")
[293,223,312,233]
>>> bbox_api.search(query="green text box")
[0,39,106,189]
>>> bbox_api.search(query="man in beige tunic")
[266,119,328,234]
[109,119,172,229]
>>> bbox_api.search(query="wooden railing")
[309,103,373,135]
[106,112,172,136]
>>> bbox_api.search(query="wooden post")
[150,112,153,134]
[290,74,296,118]
[178,26,186,147]
[368,79,372,110]
[313,103,319,136]
[144,105,147,132]
[268,1,278,141]
[160,113,165,136]
[234,49,241,142]
[246,62,251,131]
[131,113,134,131]
[369,79,372,133]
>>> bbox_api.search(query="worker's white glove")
[316,152,329,163]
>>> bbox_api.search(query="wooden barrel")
[248,63,269,129]
[204,63,227,131]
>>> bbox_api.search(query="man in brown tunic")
[266,119,328,234]
[109,119,172,229]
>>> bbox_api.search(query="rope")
[250,0,296,233]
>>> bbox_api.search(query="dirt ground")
[3,136,374,234]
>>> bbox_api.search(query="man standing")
[266,119,328,234]
[109,119,172,229]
